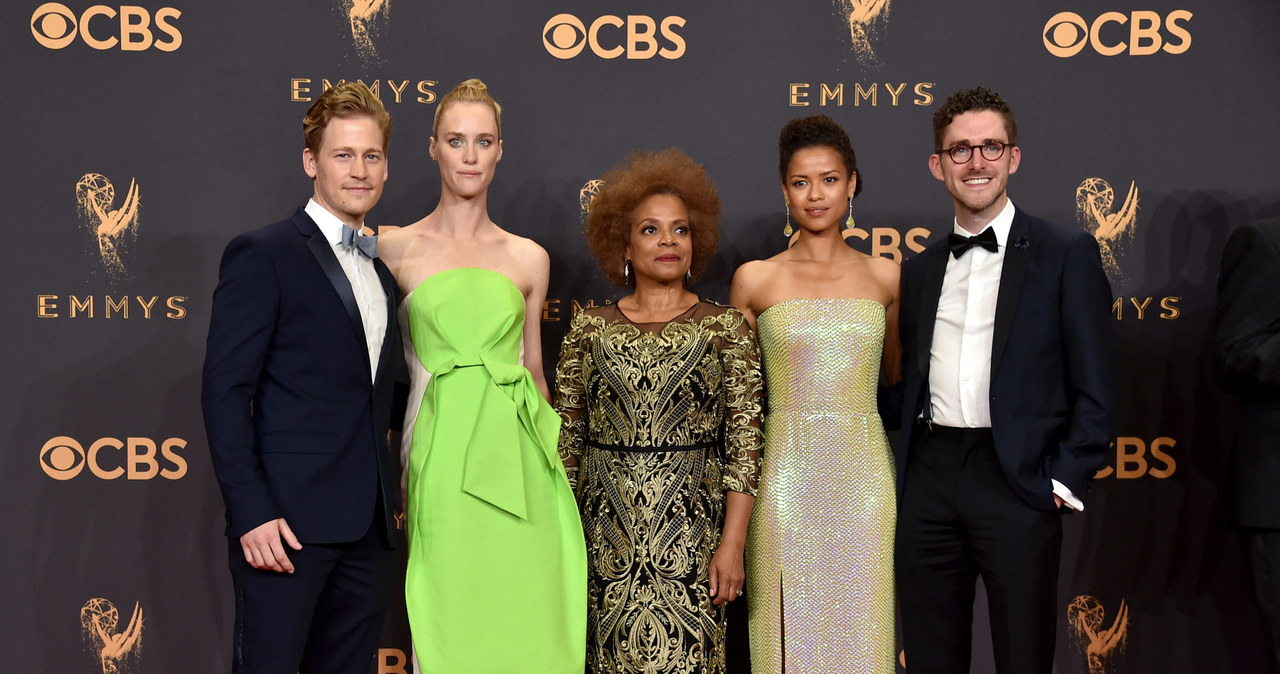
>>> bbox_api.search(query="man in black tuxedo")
[891,87,1114,673]
[202,81,401,673]
[1213,215,1280,669]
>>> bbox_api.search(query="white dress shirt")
[927,199,1082,510]
[306,199,387,382]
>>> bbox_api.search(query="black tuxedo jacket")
[202,207,402,544]
[893,207,1115,510]
[1213,216,1280,528]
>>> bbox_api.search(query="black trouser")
[229,513,395,674]
[896,426,1062,674]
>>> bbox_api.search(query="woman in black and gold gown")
[555,149,764,674]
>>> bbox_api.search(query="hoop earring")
[783,202,793,237]
[844,195,856,230]
[624,260,632,286]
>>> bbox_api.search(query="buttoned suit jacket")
[202,207,402,544]
[1213,216,1280,528]
[892,206,1115,510]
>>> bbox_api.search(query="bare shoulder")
[503,232,550,274]
[864,253,901,281]
[733,257,782,288]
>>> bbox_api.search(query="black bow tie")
[340,225,379,259]
[948,227,999,259]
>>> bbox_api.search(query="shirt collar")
[951,198,1016,248]
[305,198,365,246]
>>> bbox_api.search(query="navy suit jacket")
[202,207,402,545]
[892,206,1115,510]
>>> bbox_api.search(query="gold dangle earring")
[783,202,793,237]
[624,259,632,286]
[844,195,856,230]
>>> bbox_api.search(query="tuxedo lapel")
[991,209,1032,376]
[915,243,949,377]
[371,260,399,389]
[294,210,370,355]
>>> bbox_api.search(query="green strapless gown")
[403,268,586,673]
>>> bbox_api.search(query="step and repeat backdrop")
[4,1,1279,672]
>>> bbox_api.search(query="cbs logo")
[40,435,188,480]
[31,2,182,51]
[542,13,686,60]
[1043,10,1191,58]
[1095,437,1175,479]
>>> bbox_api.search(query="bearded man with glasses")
[884,86,1116,673]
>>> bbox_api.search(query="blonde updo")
[432,78,502,138]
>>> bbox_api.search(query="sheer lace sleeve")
[553,310,592,495]
[718,307,764,495]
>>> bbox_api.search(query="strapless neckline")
[758,296,885,320]
[410,267,518,296]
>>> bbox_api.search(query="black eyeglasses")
[936,141,1013,164]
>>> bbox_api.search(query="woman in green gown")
[554,149,764,673]
[378,79,587,673]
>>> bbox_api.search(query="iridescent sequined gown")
[555,300,764,674]
[745,297,896,673]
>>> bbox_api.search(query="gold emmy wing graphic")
[1068,595,1129,674]
[579,179,604,222]
[80,598,143,674]
[835,0,890,65]
[76,173,140,282]
[1075,177,1139,284]
[345,0,390,64]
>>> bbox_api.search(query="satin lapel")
[991,210,1032,376]
[371,260,399,388]
[915,243,949,377]
[301,220,369,352]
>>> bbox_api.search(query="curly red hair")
[585,149,721,286]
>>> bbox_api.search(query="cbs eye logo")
[41,435,189,480]
[31,2,182,51]
[542,13,686,60]
[1043,10,1191,58]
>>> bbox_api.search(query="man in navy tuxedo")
[891,87,1114,673]
[202,81,402,673]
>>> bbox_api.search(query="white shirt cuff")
[1052,479,1084,511]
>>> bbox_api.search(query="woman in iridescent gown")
[377,79,586,672]
[554,149,764,673]
[730,115,901,673]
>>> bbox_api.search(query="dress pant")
[229,510,395,674]
[1246,528,1280,669]
[896,426,1062,674]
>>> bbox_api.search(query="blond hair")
[303,81,391,153]
[432,78,502,138]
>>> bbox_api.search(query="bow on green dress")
[404,267,586,673]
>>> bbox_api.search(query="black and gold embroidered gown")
[555,300,764,674]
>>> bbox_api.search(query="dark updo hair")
[585,148,722,286]
[778,114,862,199]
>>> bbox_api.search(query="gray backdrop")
[4,1,1278,672]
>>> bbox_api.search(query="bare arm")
[521,241,553,401]
[729,262,762,329]
[877,257,903,385]
[710,491,755,605]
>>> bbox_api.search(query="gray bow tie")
[340,226,379,259]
